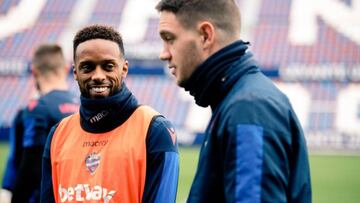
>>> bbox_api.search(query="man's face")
[74,39,128,99]
[158,11,204,87]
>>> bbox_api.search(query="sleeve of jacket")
[221,99,311,203]
[142,115,179,203]
[11,102,50,202]
[22,100,49,148]
[2,109,24,191]
[40,124,57,203]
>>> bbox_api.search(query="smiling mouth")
[88,86,111,97]
[91,87,109,93]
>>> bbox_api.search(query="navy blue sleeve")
[11,146,42,203]
[2,109,24,191]
[222,100,311,203]
[223,100,282,203]
[40,124,57,203]
[142,116,179,203]
[22,100,49,148]
[11,102,49,202]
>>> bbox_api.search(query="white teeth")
[92,87,108,92]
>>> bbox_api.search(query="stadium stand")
[89,0,125,26]
[0,0,359,149]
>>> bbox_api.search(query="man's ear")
[72,64,78,81]
[122,60,129,79]
[198,21,215,49]
[31,65,39,77]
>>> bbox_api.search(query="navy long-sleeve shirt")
[2,108,25,191]
[11,90,78,203]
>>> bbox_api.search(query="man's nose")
[159,46,171,61]
[91,66,106,81]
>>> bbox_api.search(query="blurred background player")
[11,44,79,203]
[0,107,27,203]
[156,0,311,202]
[40,25,179,202]
[0,88,40,203]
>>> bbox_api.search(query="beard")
[177,41,203,88]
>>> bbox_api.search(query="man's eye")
[81,64,90,70]
[162,34,174,42]
[105,63,115,70]
[165,36,174,42]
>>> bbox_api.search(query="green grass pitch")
[1,143,359,202]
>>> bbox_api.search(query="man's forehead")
[159,11,181,26]
[75,39,121,55]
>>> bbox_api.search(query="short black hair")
[73,24,125,61]
[156,0,241,36]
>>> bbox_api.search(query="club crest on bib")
[85,152,101,175]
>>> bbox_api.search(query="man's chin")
[177,78,187,88]
[89,93,110,99]
[90,96,104,99]
[87,90,111,99]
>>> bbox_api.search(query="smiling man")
[40,25,179,203]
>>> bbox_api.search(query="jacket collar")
[79,83,138,133]
[183,40,259,109]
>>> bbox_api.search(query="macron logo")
[59,184,116,202]
[90,111,109,123]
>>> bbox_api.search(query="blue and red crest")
[85,152,101,176]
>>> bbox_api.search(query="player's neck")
[38,78,68,95]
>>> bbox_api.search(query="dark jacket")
[185,41,311,203]
[12,90,78,203]
[2,108,25,191]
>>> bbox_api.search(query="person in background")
[0,79,41,203]
[40,25,179,203]
[156,0,311,202]
[0,107,26,203]
[11,43,79,203]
